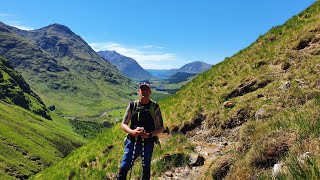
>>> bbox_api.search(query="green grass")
[30,125,125,179]
[0,102,86,179]
[28,72,135,117]
[0,56,50,119]
[30,126,194,179]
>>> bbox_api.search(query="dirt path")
[157,129,237,180]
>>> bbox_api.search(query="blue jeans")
[120,138,154,171]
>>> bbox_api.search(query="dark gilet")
[128,100,157,144]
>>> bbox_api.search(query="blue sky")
[0,0,316,69]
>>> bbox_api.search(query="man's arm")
[121,103,142,138]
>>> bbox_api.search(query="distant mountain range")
[97,50,156,80]
[147,61,212,79]
[97,50,211,81]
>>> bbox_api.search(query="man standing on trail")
[117,80,164,180]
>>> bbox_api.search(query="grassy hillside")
[0,22,136,118]
[30,124,193,179]
[0,56,50,119]
[0,54,86,179]
[161,0,320,130]
[160,1,320,179]
[0,102,86,179]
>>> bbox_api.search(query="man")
[117,81,164,180]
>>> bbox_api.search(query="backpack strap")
[149,100,161,145]
[131,100,139,115]
[129,101,134,114]
[149,100,157,121]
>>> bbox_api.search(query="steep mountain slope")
[97,50,156,80]
[0,56,50,119]
[0,55,85,179]
[160,1,320,179]
[0,22,136,117]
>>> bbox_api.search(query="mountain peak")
[40,23,74,35]
[97,50,156,80]
[179,61,212,74]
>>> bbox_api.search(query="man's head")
[138,80,151,99]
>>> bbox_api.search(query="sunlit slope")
[160,1,320,131]
[160,1,320,179]
[0,56,50,119]
[0,55,85,179]
[0,102,86,179]
[30,123,193,179]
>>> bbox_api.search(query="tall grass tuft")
[288,156,320,179]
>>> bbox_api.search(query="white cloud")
[0,14,35,30]
[7,20,34,30]
[89,42,183,69]
[140,45,164,49]
[10,24,34,30]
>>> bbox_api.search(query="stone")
[165,171,173,177]
[189,155,205,166]
[255,108,265,120]
[195,146,202,152]
[223,101,235,108]
[278,81,291,90]
[257,94,264,98]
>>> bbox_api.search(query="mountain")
[147,61,211,79]
[167,72,196,83]
[97,50,156,80]
[178,61,212,74]
[0,22,136,117]
[0,55,85,179]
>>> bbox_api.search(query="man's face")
[139,85,151,98]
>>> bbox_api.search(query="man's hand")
[140,131,150,139]
[131,127,144,138]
